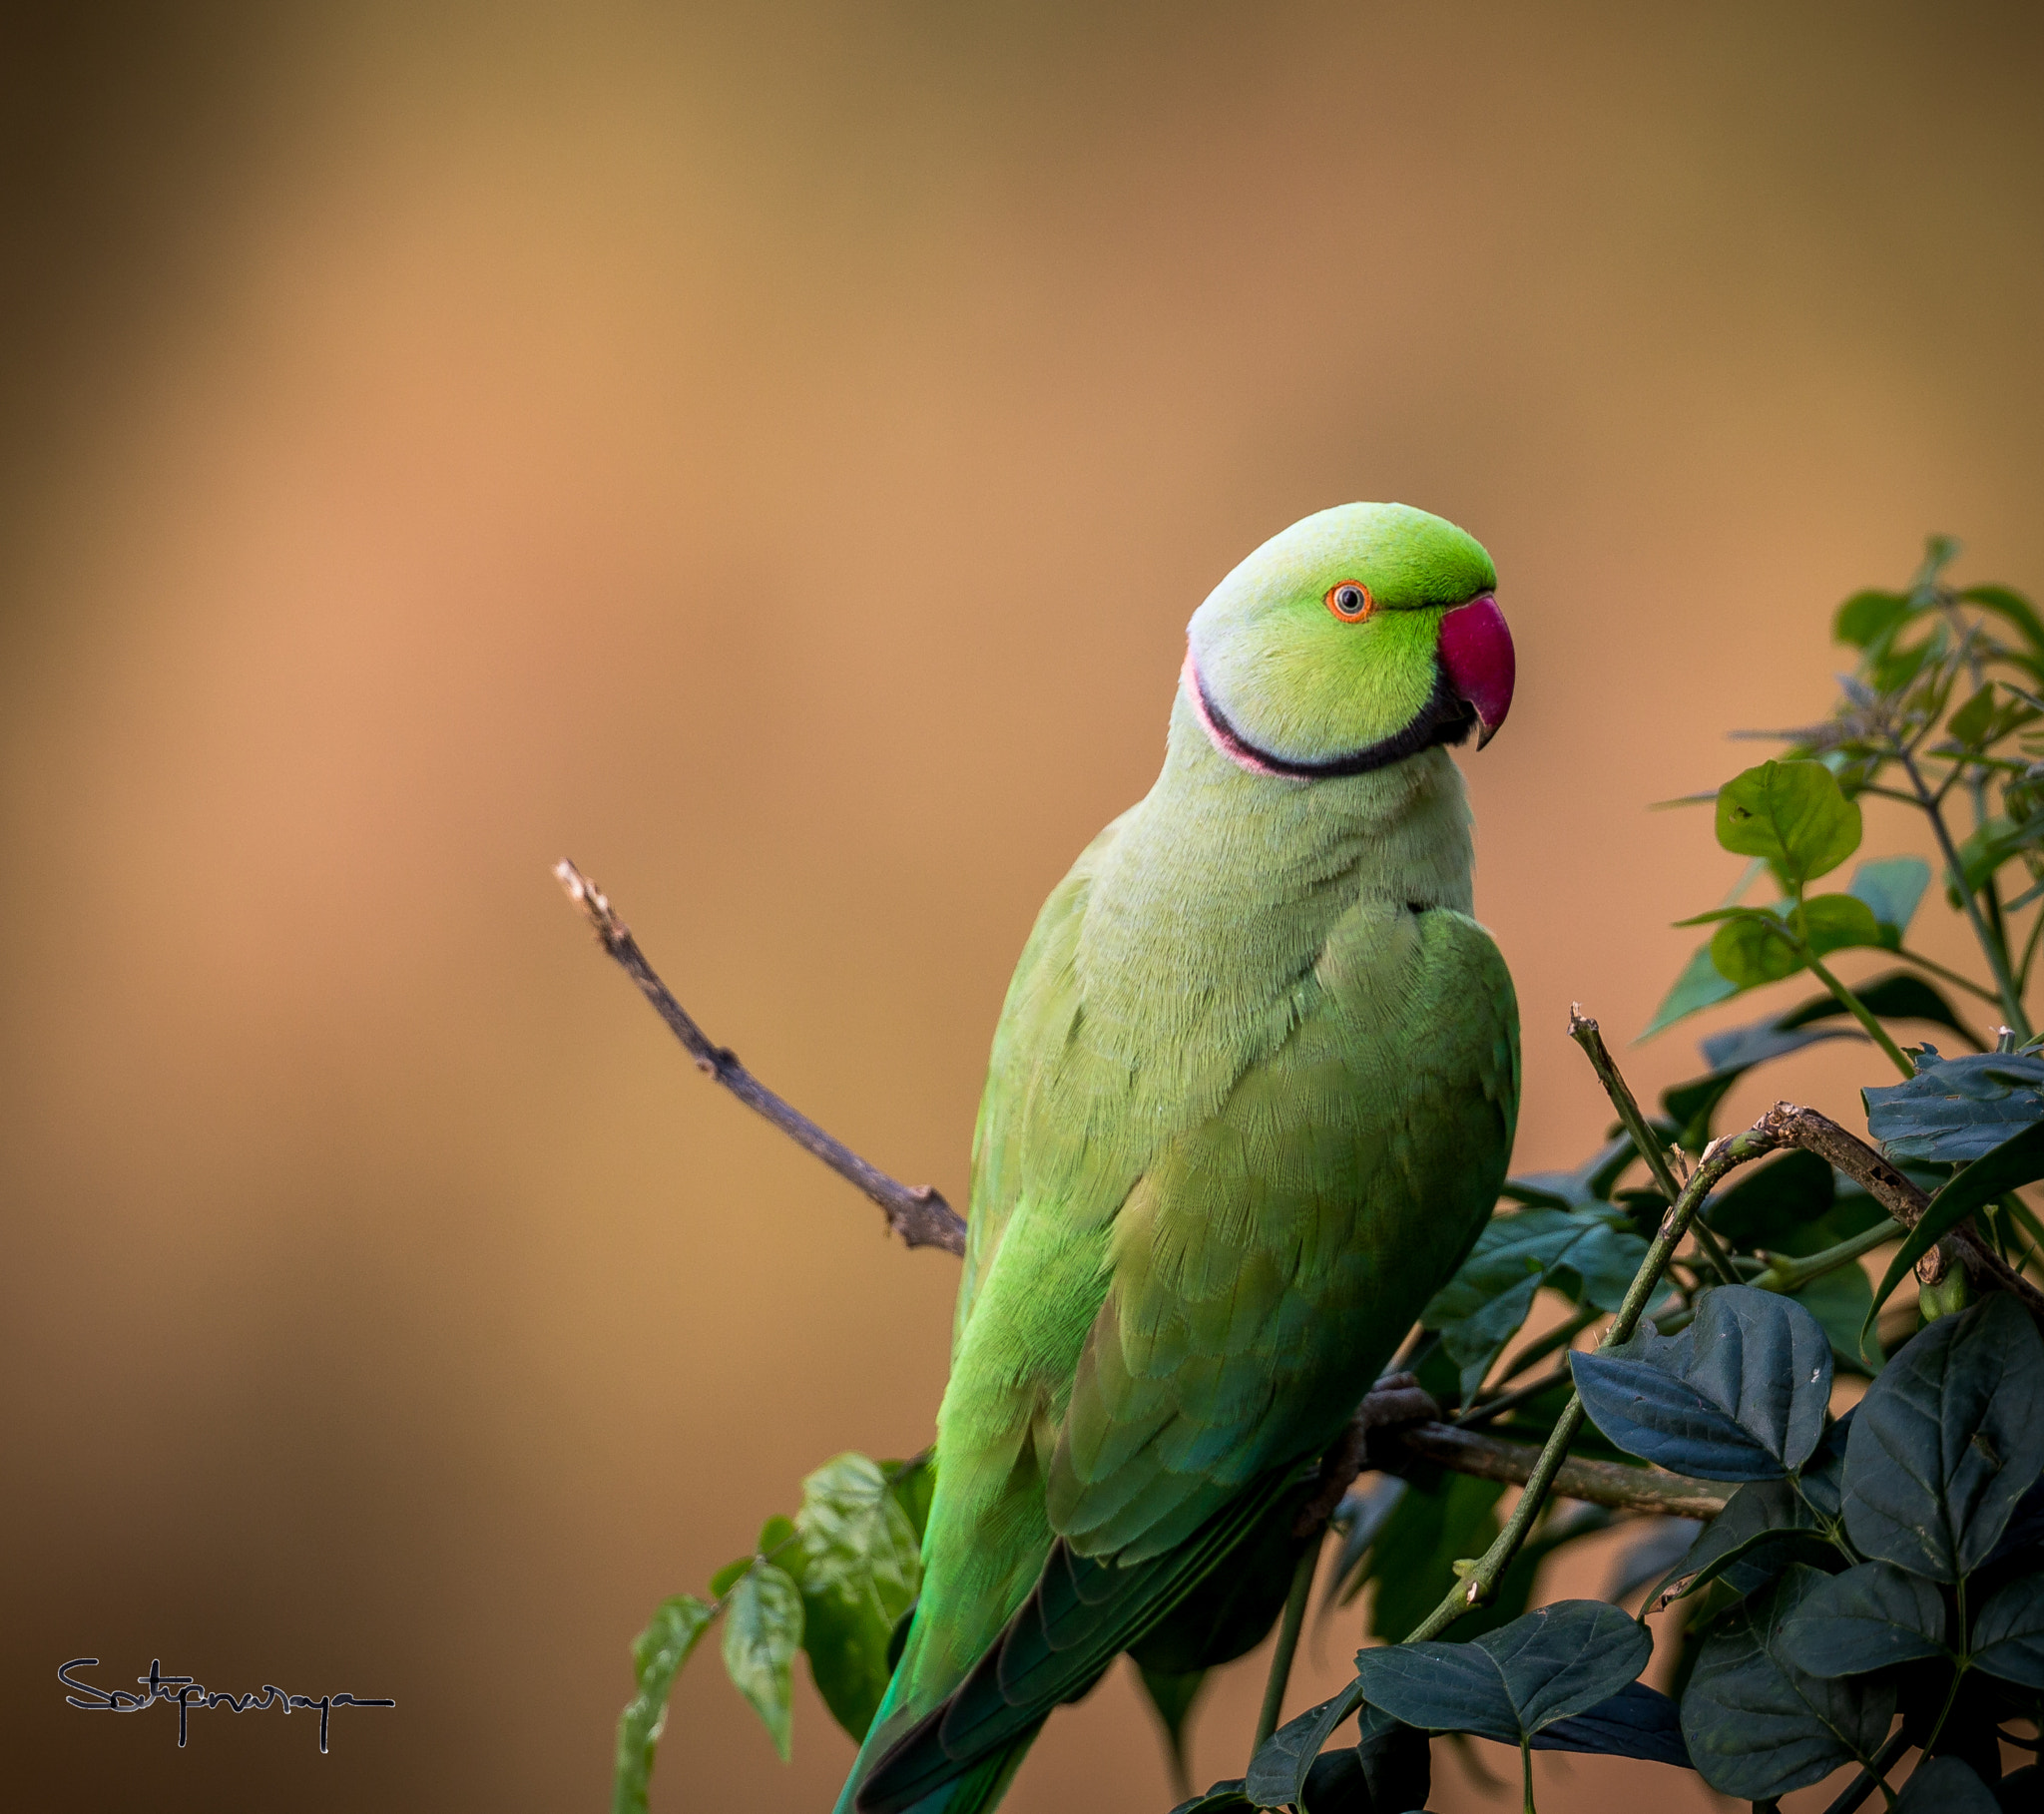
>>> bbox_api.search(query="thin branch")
[1569,1008,1739,1284]
[1391,1424,1729,1521]
[554,860,967,1255]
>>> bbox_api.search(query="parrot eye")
[1324,582,1373,623]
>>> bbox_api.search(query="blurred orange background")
[5,4,2043,1810]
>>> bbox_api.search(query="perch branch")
[1757,1102,2044,1315]
[1391,1424,1729,1520]
[554,860,967,1255]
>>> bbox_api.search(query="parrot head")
[1183,501,1513,780]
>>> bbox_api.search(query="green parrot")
[833,502,1521,1814]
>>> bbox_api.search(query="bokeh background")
[5,4,2043,1810]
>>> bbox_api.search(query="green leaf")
[1862,1047,2044,1163]
[1347,1599,1651,1744]
[1641,941,1740,1039]
[1776,1561,1948,1675]
[1569,1285,1832,1481]
[1366,1473,1505,1643]
[1648,1477,1834,1609]
[1706,1149,1835,1248]
[793,1454,923,1742]
[1795,892,1883,958]
[1349,1706,1431,1813]
[1710,910,1805,988]
[1842,1295,2044,1582]
[1961,583,2044,662]
[1243,1680,1363,1810]
[1845,857,1931,948]
[1135,1665,1206,1796]
[1968,1574,2044,1686]
[1867,1119,2044,1330]
[1529,1680,1691,1767]
[613,1594,717,1814]
[1165,1781,1253,1813]
[1716,759,1863,887]
[1792,1259,1881,1377]
[1679,1565,1896,1801]
[1662,1020,1865,1150]
[1835,589,1910,650]
[723,1562,803,1760]
[1420,1206,1652,1397]
[881,1450,936,1544]
[1895,1755,1999,1813]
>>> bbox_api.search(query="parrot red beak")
[1438,594,1514,749]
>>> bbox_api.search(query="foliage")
[610,539,2044,1814]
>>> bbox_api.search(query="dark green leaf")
[1970,1575,2044,1687]
[1843,1295,2044,1581]
[1325,1477,1407,1608]
[1350,1600,1651,1744]
[1350,1705,1431,1814]
[1642,941,1740,1039]
[613,1594,716,1814]
[1776,1561,1948,1675]
[1662,1023,1864,1150]
[1710,911,1805,988]
[1707,1149,1835,1247]
[1570,1285,1832,1481]
[1528,1680,1691,1767]
[723,1562,803,1760]
[1717,759,1863,887]
[1794,1259,1882,1376]
[1420,1206,1652,1397]
[1869,1121,2044,1331]
[1780,971,1985,1050]
[1863,1048,2044,1162]
[1244,1680,1363,1810]
[1366,1474,1504,1642]
[793,1454,922,1742]
[1847,858,1933,946]
[882,1450,936,1544]
[1648,1476,1834,1608]
[1165,1780,1252,1813]
[1896,1754,2000,1813]
[1798,892,1884,958]
[1679,1565,1896,1800]
[1136,1665,1206,1794]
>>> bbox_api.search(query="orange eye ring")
[1324,581,1374,623]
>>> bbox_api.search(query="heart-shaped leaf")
[1571,1286,1831,1481]
[794,1454,923,1741]
[1680,1565,1896,1801]
[1349,1600,1651,1745]
[1843,1294,2044,1581]
[1716,760,1862,887]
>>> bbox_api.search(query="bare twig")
[1570,1006,1740,1284]
[554,860,967,1255]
